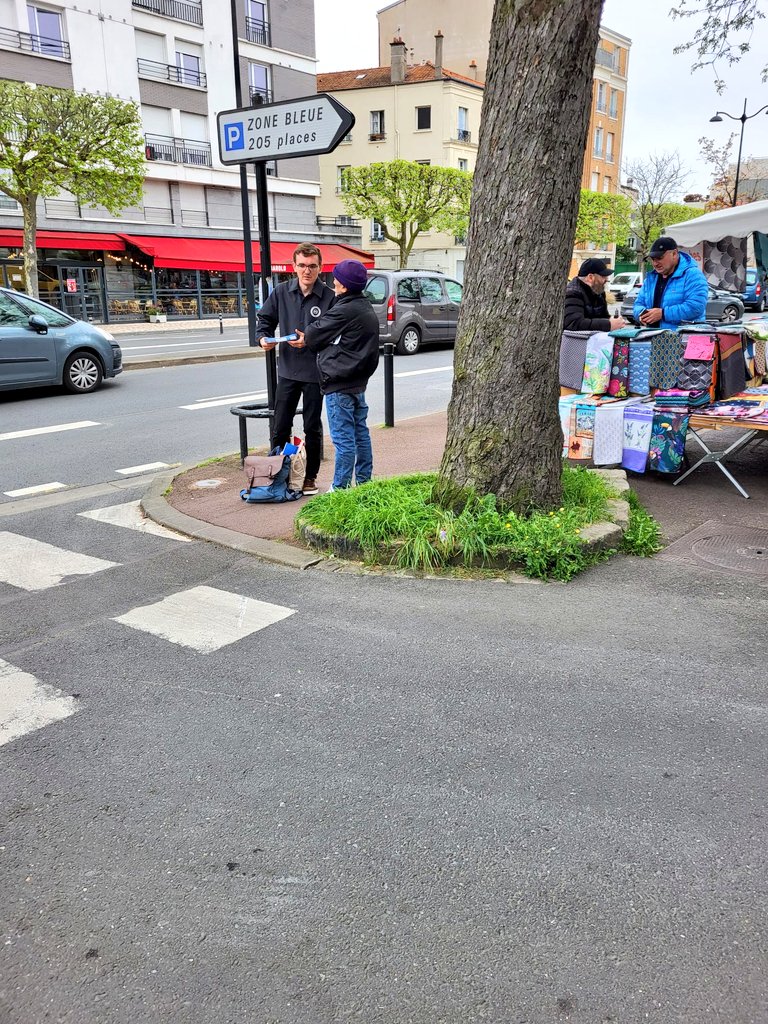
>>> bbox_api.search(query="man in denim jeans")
[293,260,379,490]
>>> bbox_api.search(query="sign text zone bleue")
[217,93,354,165]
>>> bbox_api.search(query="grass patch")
[297,467,633,581]
[622,490,663,557]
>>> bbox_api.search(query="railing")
[596,101,607,113]
[44,197,175,223]
[456,128,471,143]
[370,233,385,242]
[0,26,70,59]
[144,133,211,166]
[181,208,208,227]
[595,47,619,71]
[132,0,203,26]
[369,132,386,142]
[245,16,270,46]
[249,86,272,104]
[137,57,206,88]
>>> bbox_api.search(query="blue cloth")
[325,391,373,489]
[628,339,651,394]
[633,251,708,329]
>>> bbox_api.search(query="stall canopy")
[118,235,374,273]
[0,229,126,251]
[664,199,768,291]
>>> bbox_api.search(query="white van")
[608,271,642,300]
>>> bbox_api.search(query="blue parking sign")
[223,122,245,152]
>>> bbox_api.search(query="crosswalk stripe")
[113,585,295,653]
[78,501,191,541]
[4,482,68,498]
[394,366,453,379]
[0,421,100,442]
[0,659,78,747]
[115,462,172,476]
[0,532,119,591]
[180,391,268,411]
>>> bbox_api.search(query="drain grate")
[660,520,768,576]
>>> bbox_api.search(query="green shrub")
[621,490,663,557]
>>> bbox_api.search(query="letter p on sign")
[224,122,245,151]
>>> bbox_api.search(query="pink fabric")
[683,335,716,360]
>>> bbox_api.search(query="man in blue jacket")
[634,236,708,329]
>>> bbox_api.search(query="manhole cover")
[690,530,768,574]
[192,478,224,489]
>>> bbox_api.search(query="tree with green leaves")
[339,160,472,269]
[574,190,632,250]
[671,0,766,92]
[0,82,145,296]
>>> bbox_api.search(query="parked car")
[741,268,766,312]
[607,271,642,301]
[620,284,744,325]
[363,270,463,354]
[0,287,122,394]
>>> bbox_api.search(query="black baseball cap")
[648,236,678,258]
[579,258,612,276]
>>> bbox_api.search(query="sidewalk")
[147,410,768,561]
[106,317,248,335]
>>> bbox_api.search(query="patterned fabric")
[678,356,715,392]
[581,331,614,394]
[568,401,596,460]
[558,394,582,457]
[717,333,748,399]
[628,340,652,394]
[607,338,630,397]
[594,399,642,465]
[559,330,593,391]
[648,411,689,474]
[622,404,654,473]
[649,330,685,389]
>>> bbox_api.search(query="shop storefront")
[0,229,374,324]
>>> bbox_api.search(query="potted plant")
[145,304,167,324]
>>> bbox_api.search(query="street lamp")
[710,98,768,206]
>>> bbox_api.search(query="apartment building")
[317,37,482,279]
[0,0,370,321]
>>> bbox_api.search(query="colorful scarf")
[581,331,614,395]
[622,404,654,473]
[607,337,630,397]
[648,411,689,474]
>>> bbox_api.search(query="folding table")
[674,414,768,499]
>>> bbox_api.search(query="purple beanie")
[333,259,368,293]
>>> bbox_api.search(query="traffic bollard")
[219,313,224,335]
[383,342,395,427]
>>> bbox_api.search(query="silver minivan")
[363,270,463,354]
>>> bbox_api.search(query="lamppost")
[710,98,768,206]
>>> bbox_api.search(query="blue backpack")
[240,448,302,503]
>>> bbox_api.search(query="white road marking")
[0,420,100,443]
[120,338,248,352]
[191,390,271,403]
[0,532,119,591]
[0,659,79,747]
[78,500,192,541]
[113,585,295,653]
[180,391,268,411]
[115,462,171,476]
[394,366,453,379]
[4,482,67,498]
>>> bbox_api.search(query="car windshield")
[612,274,634,286]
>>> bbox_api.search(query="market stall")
[665,200,768,292]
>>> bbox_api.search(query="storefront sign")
[66,278,77,292]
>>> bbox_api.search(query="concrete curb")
[124,348,264,371]
[140,468,324,570]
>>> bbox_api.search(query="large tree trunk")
[21,195,39,298]
[436,0,603,513]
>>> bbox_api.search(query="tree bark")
[21,195,39,298]
[436,0,603,513]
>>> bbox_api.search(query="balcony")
[595,46,619,71]
[245,16,270,46]
[456,129,471,144]
[316,216,361,238]
[0,26,70,59]
[249,86,272,105]
[144,133,212,167]
[138,57,206,88]
[132,0,203,25]
[44,198,174,223]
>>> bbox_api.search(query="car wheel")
[719,304,740,324]
[397,325,421,355]
[63,351,103,393]
[758,295,766,313]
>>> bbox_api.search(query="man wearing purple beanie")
[292,259,379,490]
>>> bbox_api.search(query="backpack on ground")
[240,447,302,503]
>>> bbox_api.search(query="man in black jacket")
[255,243,334,495]
[563,258,626,332]
[293,260,379,491]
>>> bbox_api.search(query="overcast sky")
[314,0,768,194]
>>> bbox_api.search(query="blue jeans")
[325,391,373,489]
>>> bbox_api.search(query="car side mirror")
[29,314,49,334]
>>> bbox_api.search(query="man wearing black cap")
[633,236,708,329]
[563,258,627,332]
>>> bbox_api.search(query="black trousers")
[271,377,323,478]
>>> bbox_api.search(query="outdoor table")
[674,413,768,499]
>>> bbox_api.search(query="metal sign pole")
[254,160,277,417]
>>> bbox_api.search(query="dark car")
[741,268,766,312]
[620,284,744,325]
[0,287,122,394]
[363,270,463,354]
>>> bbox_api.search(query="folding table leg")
[673,427,757,499]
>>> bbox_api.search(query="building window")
[175,49,203,87]
[26,4,65,57]
[246,0,270,45]
[591,170,600,191]
[609,88,618,119]
[415,159,430,165]
[336,165,350,193]
[416,106,431,130]
[603,176,611,193]
[593,127,603,158]
[369,110,385,141]
[249,62,271,104]
[371,219,385,241]
[457,106,470,143]
[606,132,614,163]
[458,158,468,172]
[596,82,606,113]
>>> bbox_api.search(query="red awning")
[0,229,126,251]
[118,234,374,272]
